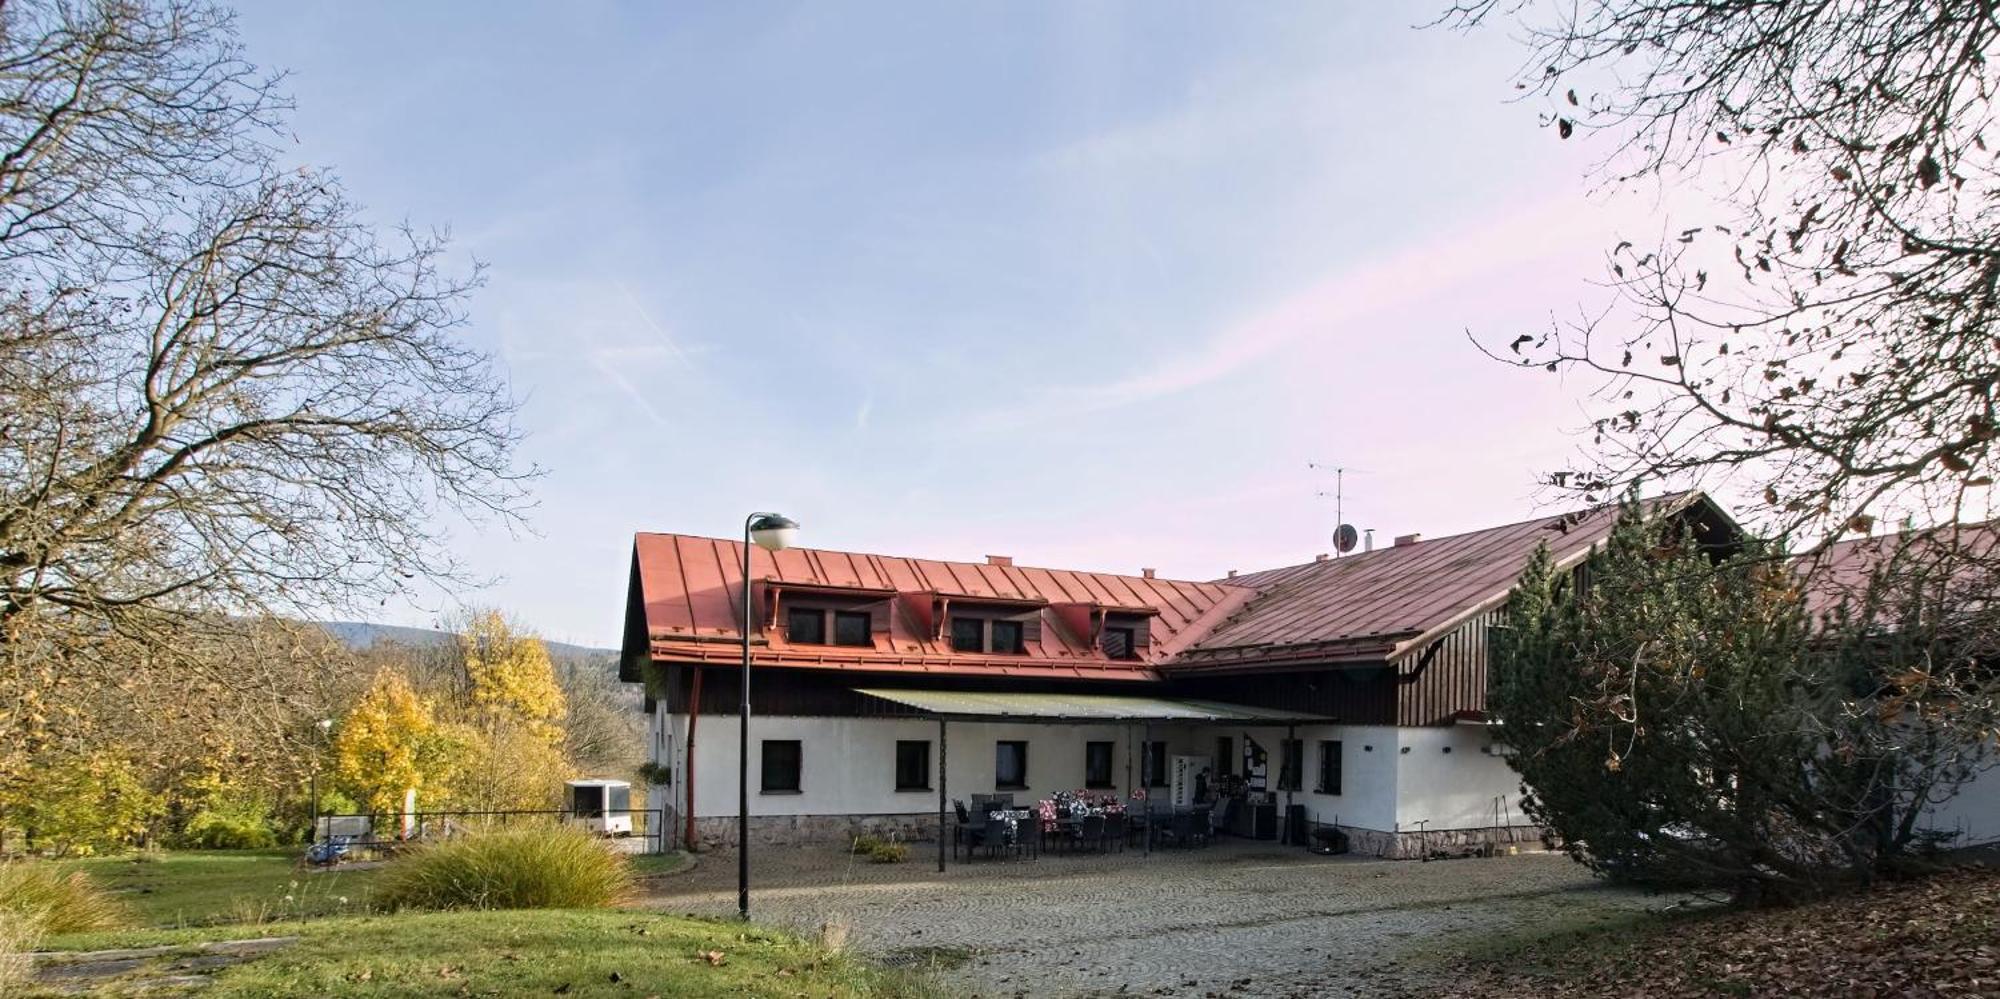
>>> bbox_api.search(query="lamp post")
[309,717,332,843]
[740,512,798,922]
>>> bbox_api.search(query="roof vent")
[1364,529,1375,552]
[1314,553,1330,562]
[986,555,1013,567]
[1394,533,1422,547]
[1226,569,1238,578]
[1141,568,1156,579]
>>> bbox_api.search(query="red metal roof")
[629,533,1255,680]
[1800,523,2000,623]
[1168,492,1724,670]
[625,492,1732,680]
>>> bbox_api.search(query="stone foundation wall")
[679,812,1547,858]
[1335,823,1547,860]
[687,813,942,851]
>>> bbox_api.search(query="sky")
[231,2,1662,649]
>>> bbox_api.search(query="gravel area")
[638,840,1667,997]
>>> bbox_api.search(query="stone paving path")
[639,841,1666,997]
[32,937,297,994]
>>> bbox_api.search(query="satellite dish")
[1333,523,1359,554]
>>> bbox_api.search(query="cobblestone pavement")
[638,840,1667,997]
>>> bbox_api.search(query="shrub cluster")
[0,863,127,935]
[851,834,908,864]
[372,825,632,911]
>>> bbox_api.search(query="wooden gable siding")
[1164,669,1396,726]
[662,665,1170,718]
[1393,606,1500,726]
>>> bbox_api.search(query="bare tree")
[1449,0,2000,548]
[0,0,530,774]
[0,1,528,653]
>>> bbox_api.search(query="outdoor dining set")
[952,789,1217,861]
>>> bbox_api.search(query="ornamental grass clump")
[372,825,633,911]
[0,862,127,935]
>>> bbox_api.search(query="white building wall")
[680,715,1148,818]
[1394,725,1528,831]
[1920,761,2000,846]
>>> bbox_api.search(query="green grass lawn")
[28,849,926,997]
[41,909,930,998]
[57,848,380,927]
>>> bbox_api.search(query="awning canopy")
[852,688,1327,724]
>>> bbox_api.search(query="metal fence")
[313,808,668,857]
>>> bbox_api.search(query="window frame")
[894,739,931,792]
[760,739,802,794]
[1084,741,1115,789]
[1316,739,1342,795]
[990,618,1026,654]
[1102,625,1139,660]
[950,616,985,653]
[994,740,1029,790]
[1277,738,1303,792]
[832,609,873,648]
[786,607,826,645]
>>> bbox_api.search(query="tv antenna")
[1309,462,1364,556]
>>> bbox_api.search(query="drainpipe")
[684,667,703,850]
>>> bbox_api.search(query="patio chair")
[1078,814,1105,853]
[1166,811,1197,848]
[1102,813,1127,853]
[953,800,986,860]
[983,815,1022,860]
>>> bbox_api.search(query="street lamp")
[309,718,333,843]
[740,512,798,921]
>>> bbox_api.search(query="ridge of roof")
[630,530,1236,590]
[1214,489,1702,588]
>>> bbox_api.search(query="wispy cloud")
[967,192,1596,431]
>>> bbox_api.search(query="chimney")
[1226,569,1238,579]
[1141,568,1156,579]
[1314,553,1330,562]
[986,555,1013,567]
[1394,533,1422,547]
[1364,529,1375,552]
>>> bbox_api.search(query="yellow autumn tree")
[333,671,445,816]
[456,610,568,744]
[434,611,574,810]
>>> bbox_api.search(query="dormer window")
[1102,625,1138,660]
[787,606,825,644]
[948,614,1031,654]
[950,616,983,653]
[833,610,872,647]
[991,619,1025,654]
[787,606,875,647]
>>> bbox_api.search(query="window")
[833,610,872,647]
[1084,741,1115,788]
[951,616,984,653]
[1145,741,1168,788]
[1102,626,1137,660]
[995,740,1028,789]
[787,607,825,645]
[1316,740,1343,795]
[1215,736,1235,778]
[895,740,931,791]
[991,619,1025,654]
[1278,738,1303,792]
[760,740,802,793]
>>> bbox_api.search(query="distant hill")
[318,620,617,661]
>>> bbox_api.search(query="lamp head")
[748,513,799,552]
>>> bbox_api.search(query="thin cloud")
[967,193,1597,431]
